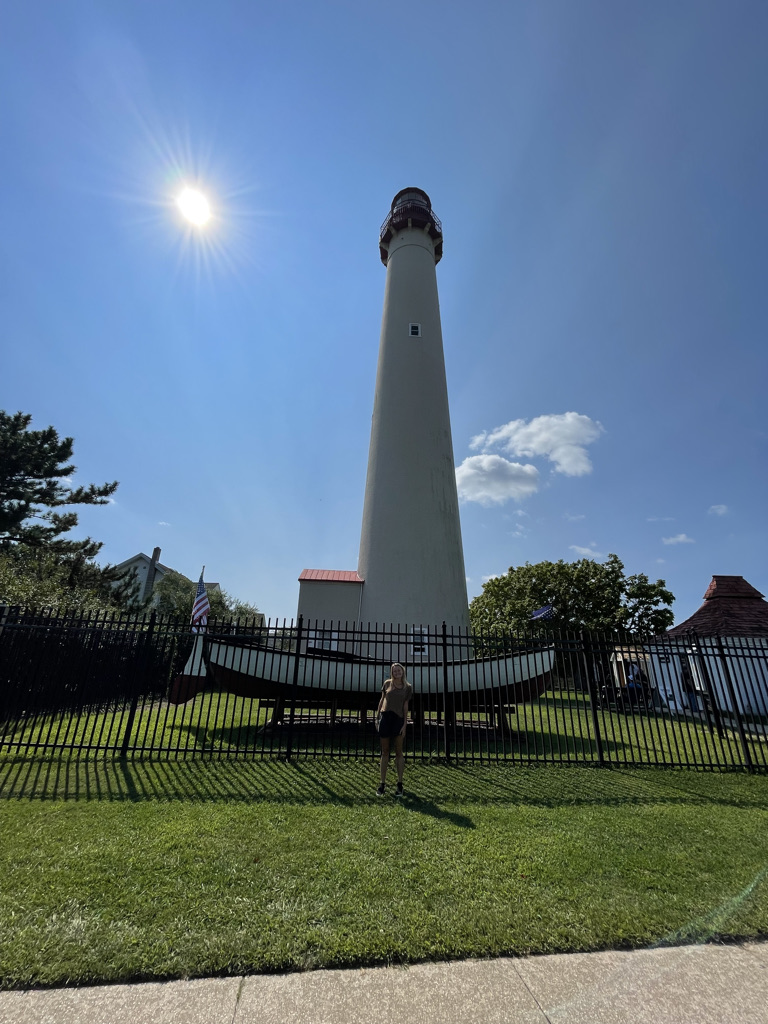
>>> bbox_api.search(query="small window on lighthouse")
[410,627,429,657]
[409,323,422,337]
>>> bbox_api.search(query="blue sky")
[1,1,766,624]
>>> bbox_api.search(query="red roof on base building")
[298,569,364,583]
[668,576,768,637]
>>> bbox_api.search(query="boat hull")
[169,637,555,707]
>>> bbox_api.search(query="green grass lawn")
[4,688,765,769]
[1,755,767,989]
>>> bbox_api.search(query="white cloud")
[656,558,666,564]
[482,574,500,582]
[456,455,540,506]
[158,521,171,526]
[647,516,674,522]
[569,545,604,558]
[564,513,585,522]
[470,412,603,476]
[662,533,695,545]
[708,505,728,516]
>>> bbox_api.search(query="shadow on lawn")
[1,753,767,811]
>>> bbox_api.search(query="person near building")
[680,660,700,712]
[375,663,412,797]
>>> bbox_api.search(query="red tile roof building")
[668,576,768,637]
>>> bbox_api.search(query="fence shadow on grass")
[2,754,767,811]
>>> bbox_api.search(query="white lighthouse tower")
[297,188,469,635]
[357,188,469,630]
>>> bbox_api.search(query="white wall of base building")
[645,638,768,717]
[296,577,461,664]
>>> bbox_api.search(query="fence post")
[120,611,156,758]
[441,621,451,762]
[581,630,605,766]
[285,615,303,761]
[716,636,754,772]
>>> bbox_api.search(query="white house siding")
[113,553,169,604]
[647,638,768,717]
[297,580,363,626]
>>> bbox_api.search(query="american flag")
[191,570,210,633]
[530,604,555,622]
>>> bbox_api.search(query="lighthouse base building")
[298,188,469,647]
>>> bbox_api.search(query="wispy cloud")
[158,521,172,526]
[456,455,539,506]
[564,513,585,522]
[569,544,604,558]
[708,505,728,516]
[482,574,500,582]
[647,516,674,522]
[656,558,666,564]
[470,412,604,477]
[662,533,695,545]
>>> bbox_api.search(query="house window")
[308,629,338,652]
[410,627,429,657]
[409,323,422,337]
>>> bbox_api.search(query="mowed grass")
[499,692,764,768]
[4,688,764,768]
[1,756,767,989]
[0,692,276,757]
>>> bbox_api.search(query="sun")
[176,187,211,226]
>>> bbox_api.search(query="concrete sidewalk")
[2,941,767,1024]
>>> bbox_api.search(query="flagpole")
[191,567,211,634]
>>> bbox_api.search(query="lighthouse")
[357,188,469,630]
[298,188,469,633]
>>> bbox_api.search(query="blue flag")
[530,604,555,622]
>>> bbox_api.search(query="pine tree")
[0,410,117,555]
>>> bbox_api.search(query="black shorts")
[378,711,404,739]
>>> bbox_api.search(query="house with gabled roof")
[115,547,221,607]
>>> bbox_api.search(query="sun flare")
[177,188,211,226]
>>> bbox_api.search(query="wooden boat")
[169,633,555,708]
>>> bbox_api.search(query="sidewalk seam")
[511,962,554,1024]
[231,975,246,1023]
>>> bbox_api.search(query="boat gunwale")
[203,633,556,671]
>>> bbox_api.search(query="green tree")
[0,411,117,556]
[0,546,140,612]
[470,554,674,636]
[151,570,262,622]
[0,411,141,611]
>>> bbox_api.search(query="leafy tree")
[151,570,262,622]
[0,546,140,612]
[0,410,117,556]
[470,554,674,636]
[621,570,675,634]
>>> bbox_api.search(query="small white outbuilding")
[647,576,768,717]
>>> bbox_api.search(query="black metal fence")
[1,606,767,770]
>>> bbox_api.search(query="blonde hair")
[385,662,409,688]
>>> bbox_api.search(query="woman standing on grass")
[376,663,412,797]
